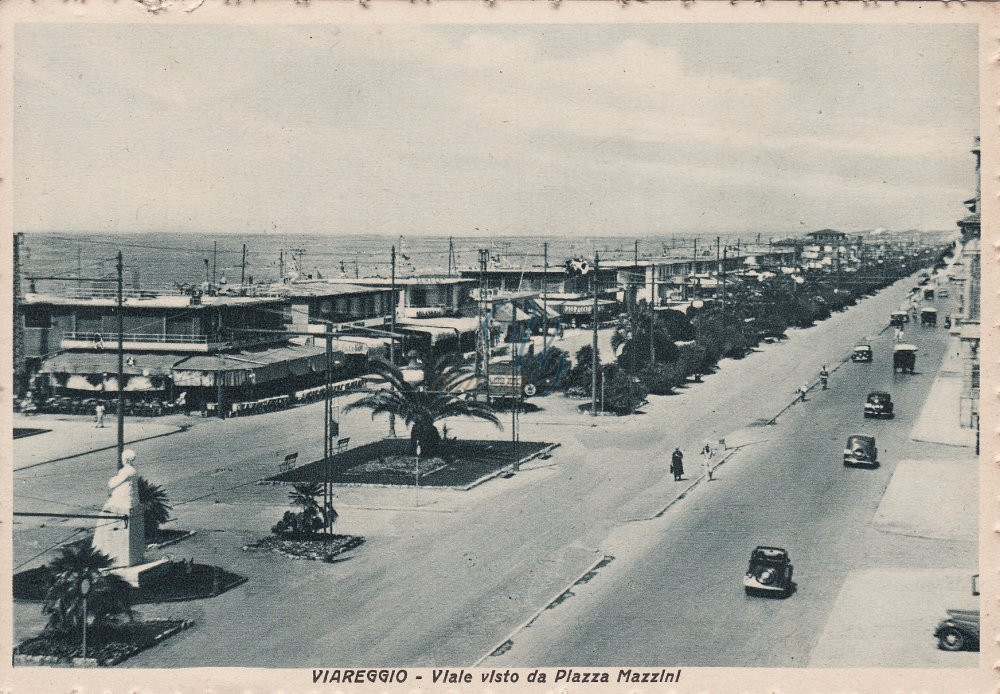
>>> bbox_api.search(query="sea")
[17,228,921,292]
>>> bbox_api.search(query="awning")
[172,344,344,387]
[398,317,480,344]
[40,351,180,376]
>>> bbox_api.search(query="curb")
[471,553,612,667]
[146,530,197,551]
[256,443,561,492]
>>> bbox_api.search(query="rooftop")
[23,290,283,308]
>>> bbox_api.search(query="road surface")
[12,275,970,667]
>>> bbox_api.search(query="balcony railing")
[62,331,210,345]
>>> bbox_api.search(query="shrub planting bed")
[14,559,246,604]
[244,534,365,562]
[14,619,192,667]
[268,438,554,487]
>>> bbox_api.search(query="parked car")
[864,391,894,418]
[890,311,909,327]
[743,546,794,597]
[893,344,917,374]
[921,308,938,326]
[934,574,980,652]
[851,345,873,363]
[935,610,979,651]
[924,287,935,300]
[938,288,949,298]
[844,434,878,467]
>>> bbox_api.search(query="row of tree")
[538,252,943,414]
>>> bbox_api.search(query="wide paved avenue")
[13,274,966,667]
[488,288,973,666]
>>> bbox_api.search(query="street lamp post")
[415,443,421,508]
[79,577,91,661]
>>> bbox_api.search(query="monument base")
[108,557,171,588]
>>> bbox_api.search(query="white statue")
[92,449,145,568]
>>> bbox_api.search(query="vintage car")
[890,311,909,328]
[935,610,980,651]
[923,287,935,300]
[844,434,878,467]
[864,391,894,418]
[934,574,980,652]
[921,307,938,326]
[851,345,873,363]
[938,287,950,298]
[743,546,794,597]
[893,344,917,374]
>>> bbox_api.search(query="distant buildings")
[956,137,980,432]
[20,285,343,408]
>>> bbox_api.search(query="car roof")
[894,344,918,351]
[750,547,790,563]
[847,434,876,445]
[854,344,871,350]
[921,307,937,313]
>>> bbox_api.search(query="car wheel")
[937,627,966,651]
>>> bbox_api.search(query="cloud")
[12,23,978,236]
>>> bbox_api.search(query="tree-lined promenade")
[519,249,945,414]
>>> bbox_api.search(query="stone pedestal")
[92,455,145,569]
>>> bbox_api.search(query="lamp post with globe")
[79,577,91,661]
[400,351,425,507]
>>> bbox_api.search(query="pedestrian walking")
[670,447,684,481]
[819,365,829,390]
[798,383,808,402]
[701,442,715,481]
[893,326,904,342]
[94,402,105,428]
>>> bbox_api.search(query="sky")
[13,22,979,237]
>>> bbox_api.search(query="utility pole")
[390,245,397,362]
[591,252,599,417]
[479,249,491,405]
[77,245,83,293]
[212,241,218,286]
[542,242,550,338]
[650,267,656,367]
[512,349,519,471]
[13,232,25,396]
[240,244,247,289]
[447,237,455,276]
[116,251,125,467]
[323,322,333,539]
[633,239,640,309]
[715,236,721,302]
[204,258,210,286]
[279,250,285,282]
[390,245,397,436]
[721,247,728,312]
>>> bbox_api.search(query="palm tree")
[345,354,501,455]
[42,543,133,637]
[137,477,172,542]
[288,482,323,515]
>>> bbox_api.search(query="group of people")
[670,442,717,483]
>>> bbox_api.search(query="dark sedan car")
[864,391,894,418]
[844,435,878,467]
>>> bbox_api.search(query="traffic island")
[243,534,365,562]
[14,619,193,667]
[14,556,246,604]
[266,438,557,489]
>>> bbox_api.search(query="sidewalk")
[12,414,186,470]
[910,336,974,448]
[809,568,978,667]
[873,458,977,541]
